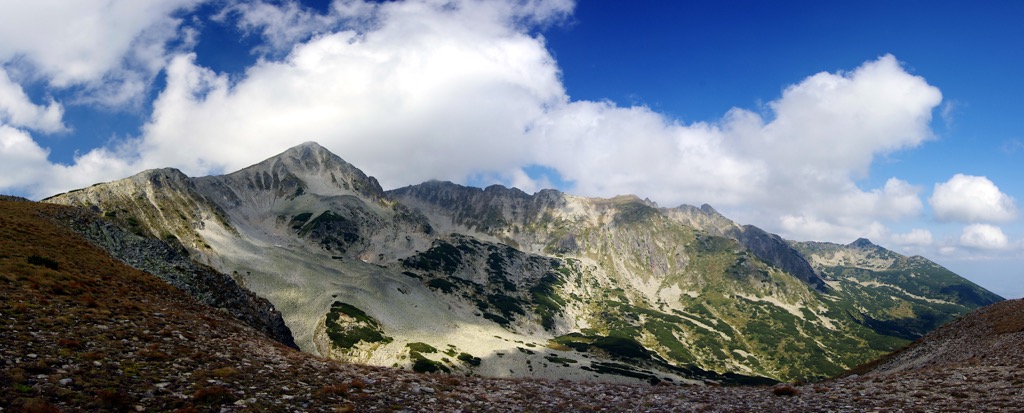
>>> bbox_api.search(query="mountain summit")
[45,142,1002,383]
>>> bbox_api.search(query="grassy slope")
[0,200,358,411]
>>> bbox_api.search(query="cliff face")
[44,142,1002,383]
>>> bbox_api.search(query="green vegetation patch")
[405,342,438,354]
[325,301,392,350]
[406,342,450,373]
[403,240,463,274]
[457,352,482,366]
[289,212,313,229]
[427,278,458,294]
[530,272,566,330]
[552,332,650,360]
[487,293,525,318]
[544,354,578,365]
[297,211,360,245]
[584,361,662,385]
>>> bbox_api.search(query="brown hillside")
[859,297,1024,376]
[2,198,1022,412]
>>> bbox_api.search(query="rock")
[59,378,73,386]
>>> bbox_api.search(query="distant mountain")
[44,141,1003,383]
[792,238,1002,340]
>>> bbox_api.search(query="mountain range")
[4,194,1022,411]
[42,141,1002,384]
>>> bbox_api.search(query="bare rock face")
[43,141,1004,384]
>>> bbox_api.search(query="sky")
[0,0,1021,298]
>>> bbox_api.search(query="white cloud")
[777,215,889,243]
[960,224,1010,250]
[753,54,940,178]
[891,228,933,246]
[0,0,950,248]
[0,69,65,133]
[531,55,939,241]
[930,174,1018,223]
[218,0,346,53]
[0,125,52,189]
[0,0,202,105]
[0,124,135,199]
[136,0,568,182]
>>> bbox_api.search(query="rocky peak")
[199,142,386,205]
[279,141,352,174]
[700,203,721,216]
[849,238,876,249]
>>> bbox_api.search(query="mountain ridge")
[44,141,1002,383]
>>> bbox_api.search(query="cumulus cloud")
[0,0,202,105]
[960,224,1010,250]
[217,0,347,53]
[0,0,952,247]
[530,54,939,241]
[137,0,567,182]
[0,125,52,190]
[0,69,65,133]
[754,55,940,178]
[930,174,1018,223]
[891,229,933,246]
[0,125,136,199]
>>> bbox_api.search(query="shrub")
[317,383,350,398]
[771,383,800,396]
[406,342,438,354]
[18,398,61,413]
[457,352,482,366]
[428,278,458,293]
[96,389,133,409]
[26,255,59,271]
[412,358,449,373]
[193,385,234,405]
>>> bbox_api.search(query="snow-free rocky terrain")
[3,197,1022,412]
[44,142,1001,385]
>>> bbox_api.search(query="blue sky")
[0,0,1021,298]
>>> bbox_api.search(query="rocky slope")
[45,141,1002,383]
[389,175,1000,380]
[41,203,296,348]
[4,198,1021,412]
